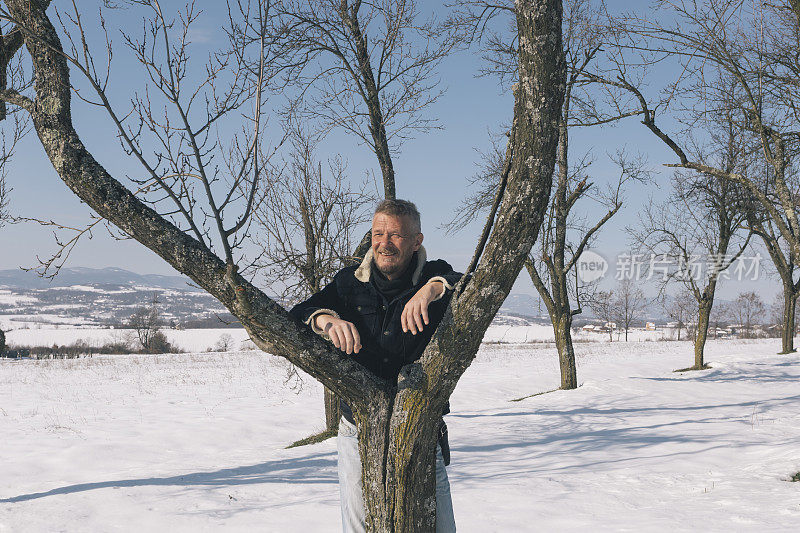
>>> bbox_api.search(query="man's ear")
[414,232,423,251]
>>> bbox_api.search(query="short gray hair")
[374,199,421,233]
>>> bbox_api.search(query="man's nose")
[375,234,390,246]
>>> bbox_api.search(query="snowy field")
[4,327,253,353]
[3,323,671,353]
[2,337,799,532]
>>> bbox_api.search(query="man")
[290,199,460,532]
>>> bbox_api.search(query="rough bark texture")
[694,299,712,369]
[3,0,564,530]
[781,284,798,354]
[526,259,578,389]
[324,386,342,431]
[553,312,577,389]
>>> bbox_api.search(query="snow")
[0,314,99,330]
[1,337,799,531]
[48,285,114,293]
[0,290,38,306]
[4,328,252,353]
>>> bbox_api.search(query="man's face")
[371,213,423,280]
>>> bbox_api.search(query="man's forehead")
[372,213,413,230]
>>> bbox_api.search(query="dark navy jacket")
[289,246,461,421]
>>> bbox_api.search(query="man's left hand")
[402,281,444,335]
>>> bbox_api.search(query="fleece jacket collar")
[354,245,427,285]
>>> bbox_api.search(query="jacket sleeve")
[289,274,344,334]
[424,260,464,299]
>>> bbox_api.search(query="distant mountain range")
[0,267,233,328]
[0,266,197,291]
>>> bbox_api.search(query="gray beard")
[373,255,413,280]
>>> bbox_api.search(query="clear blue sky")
[0,1,776,302]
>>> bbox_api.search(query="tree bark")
[324,386,342,431]
[694,301,712,369]
[3,0,564,529]
[781,284,798,354]
[341,4,396,200]
[553,312,577,389]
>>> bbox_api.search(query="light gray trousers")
[337,417,456,532]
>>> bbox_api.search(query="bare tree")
[254,130,374,304]
[631,112,752,368]
[0,0,565,529]
[734,291,766,339]
[253,127,374,432]
[589,289,616,342]
[128,293,173,353]
[613,278,646,342]
[595,0,800,353]
[665,287,696,342]
[710,299,730,339]
[746,206,800,352]
[447,0,643,389]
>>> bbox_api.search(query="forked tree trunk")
[552,312,577,389]
[781,286,798,354]
[694,301,712,369]
[5,0,564,529]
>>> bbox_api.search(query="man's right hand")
[315,314,362,354]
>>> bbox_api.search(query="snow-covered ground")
[4,327,253,353]
[2,338,799,531]
[5,323,676,353]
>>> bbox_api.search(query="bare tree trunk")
[553,312,577,389]
[781,285,798,354]
[324,386,342,431]
[341,6,396,200]
[694,302,712,369]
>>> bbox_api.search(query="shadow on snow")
[1,452,336,503]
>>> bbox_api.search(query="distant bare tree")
[709,300,730,339]
[734,291,766,339]
[589,289,616,342]
[129,293,171,353]
[596,0,800,353]
[631,109,752,368]
[253,128,374,432]
[613,278,646,342]
[665,288,696,342]
[254,130,374,304]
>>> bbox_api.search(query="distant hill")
[499,293,547,320]
[0,267,234,329]
[0,266,197,291]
